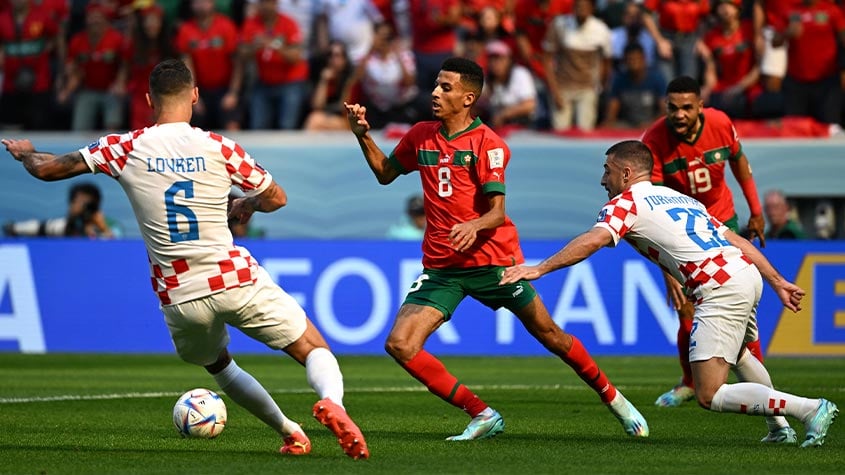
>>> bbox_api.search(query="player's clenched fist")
[344,102,371,137]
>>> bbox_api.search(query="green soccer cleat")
[654,384,696,407]
[608,392,649,437]
[760,427,797,444]
[446,409,505,441]
[801,399,838,448]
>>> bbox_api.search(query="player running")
[2,59,368,459]
[344,57,648,441]
[500,139,838,448]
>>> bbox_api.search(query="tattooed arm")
[2,139,91,181]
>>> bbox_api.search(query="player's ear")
[192,87,199,105]
[464,91,476,108]
[145,93,153,110]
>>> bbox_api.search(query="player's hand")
[344,102,371,138]
[746,214,766,248]
[663,271,685,310]
[228,197,255,225]
[774,280,805,312]
[499,265,542,285]
[449,221,479,252]
[656,37,673,60]
[221,91,238,111]
[1,138,34,161]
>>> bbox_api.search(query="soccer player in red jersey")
[344,57,649,441]
[641,75,796,443]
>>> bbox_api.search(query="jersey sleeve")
[592,191,638,246]
[387,126,422,174]
[477,137,508,195]
[79,131,136,178]
[208,132,272,196]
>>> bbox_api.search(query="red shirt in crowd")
[241,12,308,85]
[409,0,460,54]
[773,0,845,82]
[643,0,710,33]
[175,13,239,90]
[703,20,760,95]
[0,6,57,93]
[513,0,571,77]
[66,27,128,91]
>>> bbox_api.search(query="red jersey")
[774,2,845,82]
[643,0,710,33]
[388,118,525,269]
[703,20,760,95]
[0,7,57,93]
[642,108,742,223]
[66,27,128,91]
[175,13,239,89]
[241,13,309,85]
[409,0,459,54]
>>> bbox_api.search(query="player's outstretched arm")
[500,227,613,285]
[3,139,90,181]
[724,229,804,312]
[729,154,766,247]
[344,102,401,185]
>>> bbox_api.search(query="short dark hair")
[605,140,654,173]
[69,182,101,210]
[440,57,484,97]
[623,42,645,57]
[149,59,194,100]
[666,75,700,96]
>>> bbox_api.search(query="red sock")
[678,319,694,388]
[562,336,617,403]
[746,339,765,363]
[402,350,488,417]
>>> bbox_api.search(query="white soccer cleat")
[801,399,838,448]
[760,426,797,444]
[446,409,505,441]
[654,384,695,407]
[608,392,649,437]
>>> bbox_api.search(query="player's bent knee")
[203,349,232,374]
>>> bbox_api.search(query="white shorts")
[760,27,787,78]
[689,265,762,365]
[162,267,308,366]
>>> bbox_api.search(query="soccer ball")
[173,388,227,438]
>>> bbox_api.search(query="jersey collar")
[439,117,482,141]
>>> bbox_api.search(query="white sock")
[305,347,345,407]
[710,383,819,422]
[732,351,790,432]
[213,359,301,436]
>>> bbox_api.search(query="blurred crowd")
[1,0,845,133]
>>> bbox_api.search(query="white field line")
[0,384,583,404]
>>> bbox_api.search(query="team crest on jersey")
[487,148,504,168]
[596,208,608,222]
[87,141,99,152]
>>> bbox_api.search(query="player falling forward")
[2,59,368,460]
[500,140,838,448]
[345,57,648,441]
[641,76,770,411]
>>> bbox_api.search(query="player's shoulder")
[641,116,668,140]
[702,107,734,129]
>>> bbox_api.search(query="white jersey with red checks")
[79,122,272,306]
[593,181,752,302]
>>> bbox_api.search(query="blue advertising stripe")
[1,240,844,355]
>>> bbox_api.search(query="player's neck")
[154,107,193,126]
[440,114,474,137]
[683,117,702,141]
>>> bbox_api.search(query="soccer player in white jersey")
[1,58,369,459]
[499,140,838,447]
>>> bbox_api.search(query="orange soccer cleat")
[312,398,370,460]
[279,430,311,455]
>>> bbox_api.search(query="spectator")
[2,182,118,238]
[600,42,666,129]
[386,194,425,240]
[478,40,537,128]
[763,189,805,239]
[0,0,58,130]
[175,0,242,131]
[512,0,570,80]
[354,21,419,129]
[609,1,657,72]
[752,0,789,117]
[408,0,462,118]
[126,3,174,131]
[302,41,356,130]
[543,0,612,132]
[814,200,836,240]
[772,0,845,127]
[315,0,383,65]
[700,0,760,119]
[58,2,129,131]
[641,0,710,83]
[241,0,309,130]
[244,0,319,58]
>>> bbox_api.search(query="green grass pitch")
[0,354,841,474]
